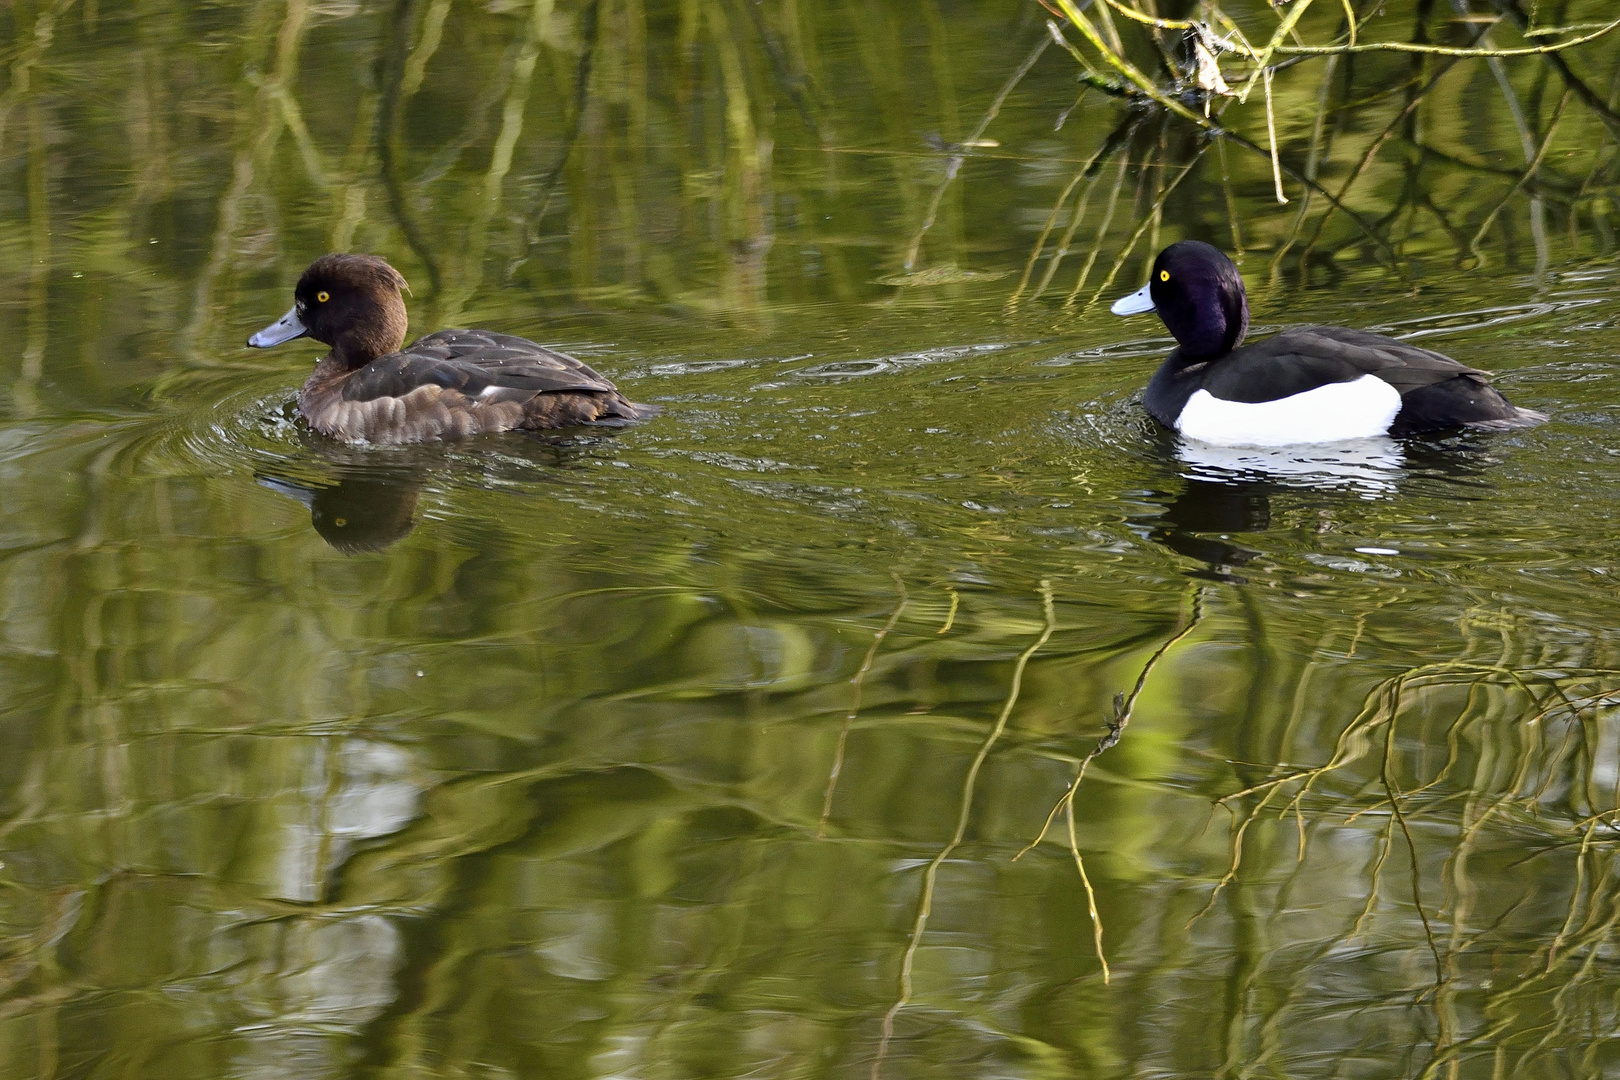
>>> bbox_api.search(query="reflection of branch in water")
[17,96,49,419]
[1345,811,1396,940]
[739,0,822,144]
[438,0,557,328]
[636,839,771,1065]
[6,1,63,413]
[902,34,1049,271]
[937,584,959,635]
[1463,0,1551,276]
[1379,694,1444,985]
[1191,648,1620,1037]
[1490,0,1620,142]
[1198,666,1447,928]
[1544,822,1600,974]
[1468,88,1571,268]
[1076,147,1207,309]
[1231,664,1594,832]
[1293,24,1492,270]
[872,581,1054,1078]
[1170,632,1620,1074]
[818,572,908,838]
[1219,126,1403,273]
[377,0,443,296]
[182,0,313,364]
[329,0,442,254]
[0,1,66,154]
[1005,109,1140,310]
[516,0,601,254]
[1039,0,1620,280]
[1269,53,1341,277]
[1057,152,1130,308]
[1016,584,1204,981]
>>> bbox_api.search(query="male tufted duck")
[1111,241,1544,446]
[248,254,658,444]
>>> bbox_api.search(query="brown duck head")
[248,254,411,368]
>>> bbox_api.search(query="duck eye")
[316,291,330,303]
[1159,270,1170,282]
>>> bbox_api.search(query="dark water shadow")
[1147,429,1507,579]
[258,426,635,552]
[259,469,423,553]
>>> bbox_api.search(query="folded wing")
[341,329,620,404]
[1202,326,1490,404]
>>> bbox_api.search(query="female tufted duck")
[1110,241,1544,446]
[248,254,658,444]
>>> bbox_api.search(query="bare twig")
[819,573,909,838]
[1468,88,1573,264]
[873,581,1055,1075]
[1015,586,1206,980]
[903,34,1050,270]
[1275,16,1620,56]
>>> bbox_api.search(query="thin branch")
[873,581,1055,1076]
[819,573,909,838]
[903,34,1050,270]
[1468,88,1572,264]
[1275,16,1620,56]
[1015,586,1206,980]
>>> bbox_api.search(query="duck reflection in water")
[1152,474,1272,580]
[1148,431,1499,580]
[257,427,614,551]
[259,468,422,553]
[1175,436,1406,496]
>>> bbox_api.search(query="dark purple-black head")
[1111,240,1250,361]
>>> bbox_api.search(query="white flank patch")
[1176,374,1401,446]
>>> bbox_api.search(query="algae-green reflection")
[1,1,1620,1078]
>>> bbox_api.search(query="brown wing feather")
[301,330,658,444]
[341,329,619,403]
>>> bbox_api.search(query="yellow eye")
[1159,270,1170,282]
[334,518,347,527]
[316,291,330,303]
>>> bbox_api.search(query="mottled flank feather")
[301,340,658,444]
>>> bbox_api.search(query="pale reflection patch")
[228,915,402,1080]
[258,739,423,903]
[1175,435,1407,496]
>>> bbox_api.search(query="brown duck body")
[251,254,657,445]
[298,328,656,444]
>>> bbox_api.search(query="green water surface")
[3,2,1620,1077]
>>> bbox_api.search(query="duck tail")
[1466,406,1548,432]
[586,394,662,427]
[612,396,662,422]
